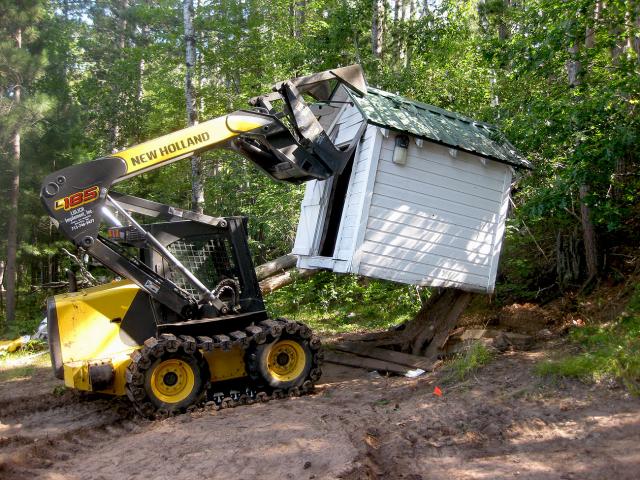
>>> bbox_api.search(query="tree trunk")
[336,288,473,359]
[0,260,5,292]
[259,268,315,295]
[401,288,472,356]
[372,0,384,58]
[566,40,581,87]
[585,1,602,49]
[497,0,512,41]
[579,185,598,279]
[5,27,22,325]
[183,0,205,214]
[0,259,4,315]
[118,0,128,50]
[556,229,581,289]
[255,254,298,281]
[633,2,640,60]
[293,0,306,39]
[110,0,129,152]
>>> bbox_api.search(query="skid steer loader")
[40,65,368,416]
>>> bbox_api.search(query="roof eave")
[364,119,532,170]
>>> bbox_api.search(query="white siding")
[353,134,512,293]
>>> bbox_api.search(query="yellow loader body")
[47,280,246,395]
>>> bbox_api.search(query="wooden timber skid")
[125,318,323,418]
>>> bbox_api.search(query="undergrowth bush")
[536,284,640,394]
[1,288,48,339]
[264,271,427,334]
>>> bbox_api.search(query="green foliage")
[0,365,35,382]
[1,288,48,339]
[443,341,495,383]
[2,0,639,326]
[536,284,640,394]
[265,272,426,334]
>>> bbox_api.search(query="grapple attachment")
[233,64,368,183]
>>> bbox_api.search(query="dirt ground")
[1,342,639,480]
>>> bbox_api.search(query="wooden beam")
[324,350,424,376]
[333,343,435,371]
[255,254,298,281]
[259,268,316,295]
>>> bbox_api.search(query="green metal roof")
[350,87,530,169]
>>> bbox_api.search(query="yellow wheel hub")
[149,358,195,404]
[267,340,306,382]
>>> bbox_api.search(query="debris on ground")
[0,336,30,354]
[0,318,48,355]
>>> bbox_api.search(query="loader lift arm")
[40,65,367,320]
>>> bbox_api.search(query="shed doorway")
[318,152,355,257]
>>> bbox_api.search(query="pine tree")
[0,0,47,325]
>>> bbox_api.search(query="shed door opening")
[318,152,355,257]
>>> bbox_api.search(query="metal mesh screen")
[165,235,238,296]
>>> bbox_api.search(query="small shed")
[292,87,530,293]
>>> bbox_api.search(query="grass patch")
[0,344,50,383]
[443,341,494,382]
[536,284,640,394]
[265,271,427,335]
[0,365,36,382]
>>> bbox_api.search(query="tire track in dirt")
[3,349,640,480]
[0,393,148,479]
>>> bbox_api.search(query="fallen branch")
[255,254,298,281]
[259,268,316,295]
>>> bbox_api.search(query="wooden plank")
[378,147,506,190]
[380,137,507,181]
[324,351,423,376]
[334,343,435,371]
[335,119,365,145]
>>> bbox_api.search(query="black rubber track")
[125,319,322,418]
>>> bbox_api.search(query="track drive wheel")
[249,320,320,391]
[125,334,209,417]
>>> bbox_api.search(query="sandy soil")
[1,343,639,480]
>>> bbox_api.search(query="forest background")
[1,0,639,337]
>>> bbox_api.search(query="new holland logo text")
[129,132,211,166]
[55,186,100,211]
